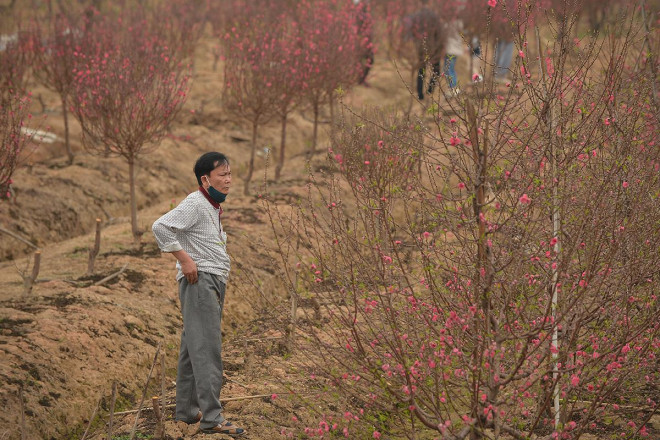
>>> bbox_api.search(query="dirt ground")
[0,30,429,439]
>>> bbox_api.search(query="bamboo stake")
[87,218,102,275]
[535,25,562,430]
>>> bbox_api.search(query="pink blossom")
[488,0,497,7]
[458,182,466,189]
[622,181,629,188]
[545,57,555,76]
[519,194,531,204]
[373,432,381,439]
[571,374,580,386]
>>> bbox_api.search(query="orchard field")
[0,1,658,439]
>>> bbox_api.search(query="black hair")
[194,152,229,185]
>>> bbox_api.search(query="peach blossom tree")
[297,0,370,155]
[0,24,34,100]
[0,93,37,201]
[221,8,282,195]
[34,12,85,165]
[70,7,190,241]
[269,2,659,438]
[269,11,308,181]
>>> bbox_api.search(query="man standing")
[152,152,245,436]
[354,0,374,86]
[404,0,443,100]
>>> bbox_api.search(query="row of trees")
[1,2,195,241]
[4,0,650,231]
[1,0,374,237]
[219,0,373,193]
[268,0,659,439]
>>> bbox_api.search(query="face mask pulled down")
[204,176,227,203]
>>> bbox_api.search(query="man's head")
[194,152,231,194]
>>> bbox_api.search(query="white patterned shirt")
[152,190,230,283]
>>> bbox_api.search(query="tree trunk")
[275,113,287,181]
[244,121,258,196]
[407,68,416,116]
[328,91,335,143]
[128,156,140,243]
[62,94,73,165]
[310,99,319,157]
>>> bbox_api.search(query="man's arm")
[152,197,200,284]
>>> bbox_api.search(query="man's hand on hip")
[172,250,198,284]
[181,259,198,284]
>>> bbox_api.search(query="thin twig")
[108,380,117,439]
[80,394,102,440]
[129,343,162,440]
[161,352,166,421]
[19,386,26,440]
[112,393,284,416]
[244,336,285,343]
[93,263,128,287]
[567,399,657,412]
[0,226,39,249]
[226,376,250,389]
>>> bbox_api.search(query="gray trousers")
[176,272,226,429]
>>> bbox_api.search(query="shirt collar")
[199,186,223,215]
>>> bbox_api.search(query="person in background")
[470,36,483,83]
[404,0,444,100]
[493,38,514,83]
[443,18,465,97]
[152,152,245,437]
[354,0,375,86]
